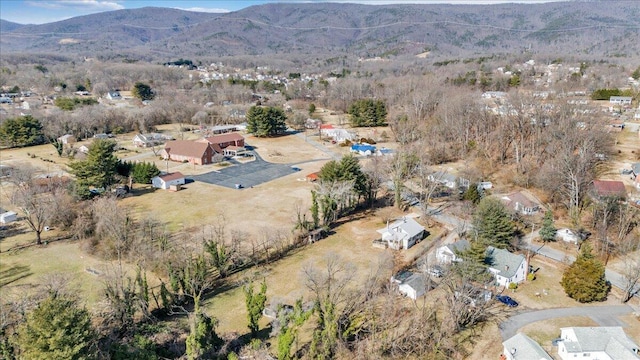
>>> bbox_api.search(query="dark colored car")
[496,295,518,307]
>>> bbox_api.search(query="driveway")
[192,147,299,189]
[499,304,634,340]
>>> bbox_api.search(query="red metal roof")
[159,172,184,181]
[593,180,626,197]
[164,140,212,158]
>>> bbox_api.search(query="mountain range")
[1,1,639,62]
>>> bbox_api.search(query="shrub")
[527,273,536,281]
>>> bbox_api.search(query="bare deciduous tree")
[9,165,62,245]
[620,255,640,303]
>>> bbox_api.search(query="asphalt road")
[500,304,635,340]
[521,230,638,299]
[192,148,298,189]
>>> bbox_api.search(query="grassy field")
[205,213,444,333]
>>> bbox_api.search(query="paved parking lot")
[192,151,299,189]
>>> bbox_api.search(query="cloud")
[26,0,124,10]
[174,7,231,13]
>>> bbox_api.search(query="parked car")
[496,295,518,307]
[621,169,633,175]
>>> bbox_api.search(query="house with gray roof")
[391,270,433,300]
[486,246,527,287]
[427,170,459,189]
[557,327,640,360]
[377,217,425,250]
[436,238,470,264]
[503,333,552,360]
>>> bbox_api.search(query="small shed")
[152,172,186,190]
[0,211,17,224]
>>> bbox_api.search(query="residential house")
[152,172,186,190]
[609,96,632,105]
[502,333,553,360]
[556,228,580,244]
[305,118,322,129]
[162,140,215,165]
[57,134,76,145]
[0,210,17,224]
[106,91,121,100]
[398,273,428,300]
[557,327,640,360]
[77,145,89,154]
[592,180,627,200]
[197,132,245,156]
[391,271,431,300]
[351,143,376,156]
[436,238,470,264]
[486,246,528,287]
[133,133,174,148]
[428,171,458,189]
[93,133,110,139]
[500,190,541,216]
[376,217,425,250]
[228,109,246,119]
[320,124,357,143]
[209,124,240,134]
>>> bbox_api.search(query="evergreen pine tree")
[17,294,97,360]
[539,210,557,243]
[473,197,516,249]
[244,280,268,337]
[561,242,610,302]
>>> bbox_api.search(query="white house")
[502,333,553,360]
[152,172,186,190]
[391,271,430,300]
[436,239,470,264]
[320,124,357,143]
[557,327,640,360]
[428,171,458,189]
[376,217,425,250]
[556,228,580,244]
[486,247,528,287]
[609,96,632,105]
[0,210,17,224]
[132,133,173,148]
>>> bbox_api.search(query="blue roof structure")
[351,144,376,154]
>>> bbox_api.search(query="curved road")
[500,304,635,340]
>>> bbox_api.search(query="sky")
[0,0,574,25]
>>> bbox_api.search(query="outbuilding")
[152,172,186,190]
[0,210,17,224]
